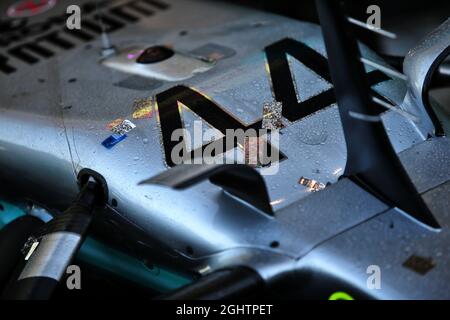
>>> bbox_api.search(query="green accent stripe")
[328,291,355,300]
[0,201,24,228]
[78,237,192,292]
[0,199,192,293]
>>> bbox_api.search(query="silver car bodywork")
[0,0,449,299]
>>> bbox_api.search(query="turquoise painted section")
[0,199,192,292]
[0,201,24,228]
[78,237,192,292]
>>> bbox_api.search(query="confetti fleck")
[132,97,153,119]
[106,118,124,130]
[111,119,136,135]
[298,176,325,192]
[133,106,153,119]
[102,134,127,149]
[262,101,283,130]
[403,255,436,275]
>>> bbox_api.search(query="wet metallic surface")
[102,45,213,81]
[0,0,440,258]
[403,18,450,135]
[0,0,449,298]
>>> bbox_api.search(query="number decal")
[156,38,391,166]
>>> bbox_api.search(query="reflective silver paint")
[102,45,213,81]
[0,1,448,295]
[403,18,450,136]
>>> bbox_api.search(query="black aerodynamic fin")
[139,164,274,216]
[315,0,440,228]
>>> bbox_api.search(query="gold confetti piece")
[133,106,153,119]
[132,97,153,119]
[298,176,326,192]
[262,101,283,130]
[106,118,124,130]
